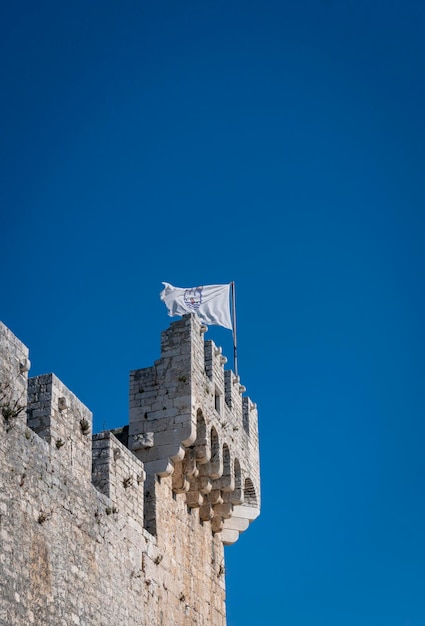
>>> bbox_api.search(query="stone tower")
[0,314,260,625]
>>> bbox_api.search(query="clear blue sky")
[1,1,425,624]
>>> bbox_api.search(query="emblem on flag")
[184,287,203,311]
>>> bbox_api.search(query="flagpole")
[231,281,238,378]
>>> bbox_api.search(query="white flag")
[160,282,232,330]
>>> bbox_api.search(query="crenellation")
[92,431,146,523]
[242,395,251,434]
[224,369,245,413]
[0,315,260,624]
[27,373,93,482]
[204,340,227,386]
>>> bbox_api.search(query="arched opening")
[196,409,206,441]
[219,443,234,491]
[209,426,222,479]
[243,477,257,506]
[194,409,210,464]
[231,459,243,505]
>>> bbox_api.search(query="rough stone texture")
[0,316,260,625]
[128,314,261,545]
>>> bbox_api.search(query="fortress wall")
[0,415,150,626]
[0,321,231,625]
[140,475,226,626]
[0,418,226,626]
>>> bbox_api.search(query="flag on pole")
[160,282,233,330]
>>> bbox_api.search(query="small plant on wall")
[0,376,26,430]
[79,418,90,436]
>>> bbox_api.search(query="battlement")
[129,314,260,544]
[0,316,260,547]
[0,316,261,625]
[27,373,93,482]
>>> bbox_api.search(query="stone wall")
[0,316,260,626]
[128,315,260,546]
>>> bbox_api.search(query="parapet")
[0,314,260,546]
[92,430,146,524]
[128,313,261,545]
[27,373,93,481]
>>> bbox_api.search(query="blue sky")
[1,1,425,624]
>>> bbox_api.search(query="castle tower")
[0,315,260,625]
[127,313,260,544]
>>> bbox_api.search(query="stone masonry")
[0,314,260,626]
